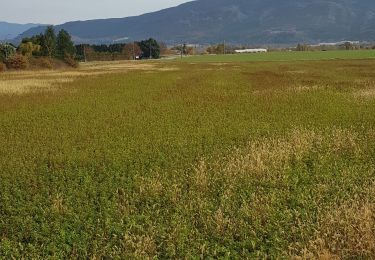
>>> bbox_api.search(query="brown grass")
[51,193,67,214]
[0,63,6,72]
[0,78,75,94]
[299,183,375,259]
[355,89,375,98]
[213,128,362,179]
[0,61,177,95]
[189,127,363,183]
[188,127,371,258]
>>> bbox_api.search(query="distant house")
[235,49,267,53]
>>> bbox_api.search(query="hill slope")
[16,0,375,44]
[0,21,43,40]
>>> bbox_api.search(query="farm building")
[235,48,267,53]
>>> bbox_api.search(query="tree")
[182,43,187,55]
[19,42,41,58]
[0,43,16,61]
[139,38,160,59]
[122,43,142,60]
[343,42,353,50]
[159,42,170,56]
[4,54,29,69]
[109,44,125,53]
[41,26,57,57]
[296,43,309,51]
[75,44,89,61]
[186,46,195,55]
[22,34,43,45]
[206,44,224,54]
[21,34,44,56]
[91,44,109,53]
[56,29,76,58]
[215,44,225,54]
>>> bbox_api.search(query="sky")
[0,0,191,24]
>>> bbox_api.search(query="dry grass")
[288,85,322,92]
[122,233,157,258]
[298,183,375,259]
[0,61,177,94]
[350,79,375,99]
[51,193,67,214]
[0,78,75,94]
[286,70,307,74]
[355,88,375,98]
[187,127,372,257]
[192,127,363,184]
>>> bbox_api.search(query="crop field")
[184,49,375,62]
[1,56,375,258]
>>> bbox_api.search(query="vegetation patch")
[355,89,375,99]
[0,62,5,72]
[0,61,178,94]
[5,54,29,70]
[183,50,375,62]
[1,59,375,258]
[301,183,375,259]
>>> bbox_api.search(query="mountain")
[15,0,375,44]
[0,21,43,41]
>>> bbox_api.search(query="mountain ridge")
[15,0,375,45]
[0,21,43,41]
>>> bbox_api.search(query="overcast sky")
[0,0,191,24]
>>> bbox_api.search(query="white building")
[235,49,268,53]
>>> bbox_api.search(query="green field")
[183,49,375,62]
[1,58,375,258]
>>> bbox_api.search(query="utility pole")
[224,40,226,55]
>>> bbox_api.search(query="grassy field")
[1,56,375,258]
[183,49,375,62]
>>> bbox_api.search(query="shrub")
[36,57,53,69]
[0,63,5,72]
[0,43,17,62]
[5,54,29,70]
[19,42,41,58]
[64,55,79,68]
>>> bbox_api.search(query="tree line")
[76,38,163,62]
[0,26,167,71]
[0,26,78,70]
[21,26,76,59]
